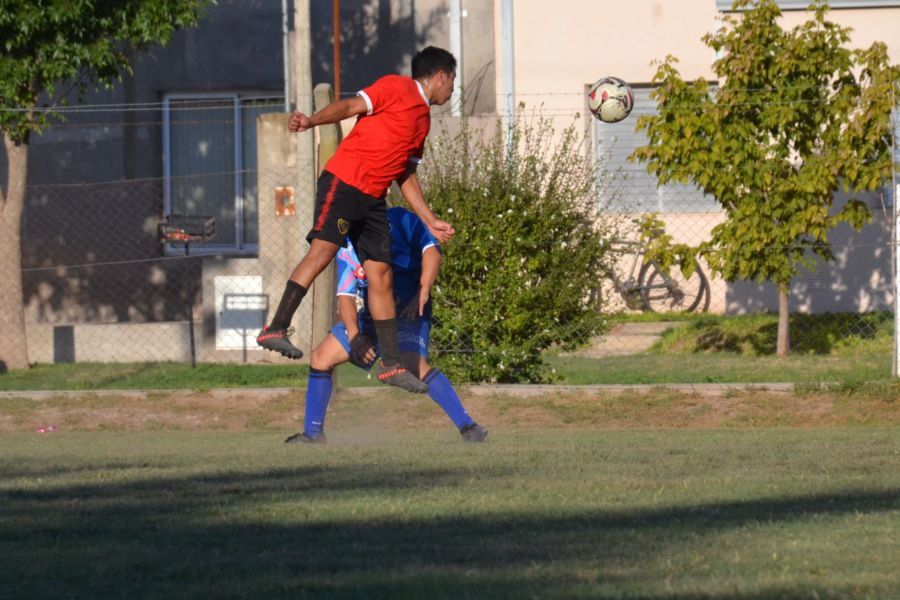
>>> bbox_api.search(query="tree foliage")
[0,0,211,370]
[417,112,616,383]
[630,0,899,352]
[0,0,212,143]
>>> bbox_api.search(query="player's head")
[412,46,456,106]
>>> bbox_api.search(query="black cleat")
[257,326,303,360]
[460,423,488,443]
[284,431,327,444]
[376,362,429,393]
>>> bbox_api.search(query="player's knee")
[309,346,332,371]
[306,241,339,270]
[363,262,391,290]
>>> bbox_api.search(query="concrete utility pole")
[293,0,313,117]
[310,83,340,361]
[293,0,335,355]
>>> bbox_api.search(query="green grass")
[0,361,381,392]
[0,313,893,390]
[548,353,892,384]
[550,311,893,385]
[0,353,892,390]
[1,429,897,598]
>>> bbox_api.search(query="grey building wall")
[311,0,495,114]
[5,0,496,334]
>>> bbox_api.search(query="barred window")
[594,86,719,214]
[162,93,283,254]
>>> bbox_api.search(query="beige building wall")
[502,2,900,122]
[495,0,899,315]
[503,0,719,131]
[770,8,900,58]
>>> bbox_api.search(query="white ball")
[587,76,634,123]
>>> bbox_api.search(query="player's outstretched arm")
[338,295,376,368]
[398,170,455,244]
[418,247,441,316]
[400,246,441,320]
[288,96,368,133]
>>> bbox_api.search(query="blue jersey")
[335,207,441,306]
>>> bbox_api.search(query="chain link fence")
[19,162,317,367]
[3,105,898,383]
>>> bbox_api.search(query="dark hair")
[411,46,457,79]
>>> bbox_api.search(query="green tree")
[631,0,899,355]
[0,0,211,370]
[418,111,615,383]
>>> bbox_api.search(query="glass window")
[595,86,719,214]
[163,94,282,253]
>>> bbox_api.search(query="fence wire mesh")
[2,105,897,383]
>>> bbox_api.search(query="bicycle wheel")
[638,260,710,313]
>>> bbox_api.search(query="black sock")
[270,281,307,329]
[372,318,400,366]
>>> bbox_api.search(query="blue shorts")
[331,308,432,367]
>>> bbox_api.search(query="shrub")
[416,110,617,382]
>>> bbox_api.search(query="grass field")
[2,316,896,596]
[0,313,891,391]
[2,428,898,599]
[1,387,899,598]
[0,350,892,392]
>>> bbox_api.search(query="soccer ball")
[587,76,634,123]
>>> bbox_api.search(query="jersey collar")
[415,80,430,107]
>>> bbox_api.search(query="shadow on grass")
[1,463,897,598]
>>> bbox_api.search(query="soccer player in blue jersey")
[285,206,488,444]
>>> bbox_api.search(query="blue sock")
[304,368,333,434]
[424,368,474,430]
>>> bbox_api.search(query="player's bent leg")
[285,367,332,445]
[288,239,341,288]
[310,332,352,371]
[363,260,395,320]
[258,240,341,360]
[422,365,488,443]
[364,261,427,393]
[285,334,349,445]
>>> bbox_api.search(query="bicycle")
[603,238,711,313]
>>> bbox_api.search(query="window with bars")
[162,93,283,254]
[594,86,720,214]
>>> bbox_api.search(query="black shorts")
[306,171,391,264]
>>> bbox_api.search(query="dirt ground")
[1,385,898,434]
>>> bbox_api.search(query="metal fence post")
[892,94,899,377]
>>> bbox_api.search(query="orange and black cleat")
[256,326,303,360]
[376,361,428,393]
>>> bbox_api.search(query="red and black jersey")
[324,75,431,198]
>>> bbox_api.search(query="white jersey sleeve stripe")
[357,90,373,115]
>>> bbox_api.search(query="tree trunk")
[0,134,30,371]
[776,284,790,357]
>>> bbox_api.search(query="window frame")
[162,92,276,256]
[593,84,721,215]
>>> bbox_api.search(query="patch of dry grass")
[2,386,897,434]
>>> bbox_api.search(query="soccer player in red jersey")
[256,46,456,393]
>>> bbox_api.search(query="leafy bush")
[416,110,617,382]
